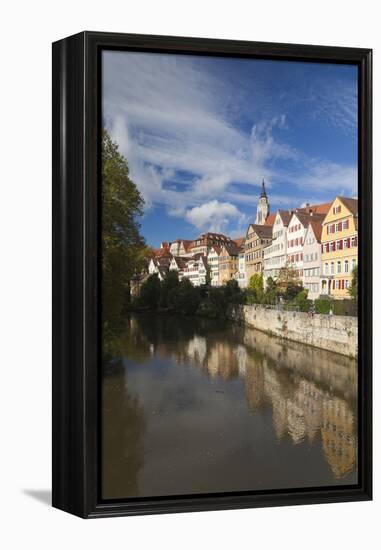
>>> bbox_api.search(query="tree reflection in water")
[102,314,358,499]
[102,355,145,499]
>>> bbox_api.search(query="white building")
[182,255,208,286]
[169,256,188,280]
[235,248,247,288]
[169,239,193,257]
[302,222,323,299]
[263,210,292,282]
[287,211,325,280]
[148,257,170,281]
[207,245,221,286]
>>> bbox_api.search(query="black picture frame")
[52,31,372,518]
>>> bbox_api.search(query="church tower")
[255,179,270,225]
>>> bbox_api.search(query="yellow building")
[244,223,273,281]
[320,197,358,298]
[219,243,240,284]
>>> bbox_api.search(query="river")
[102,314,358,499]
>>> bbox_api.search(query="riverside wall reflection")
[102,314,357,498]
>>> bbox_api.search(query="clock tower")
[255,179,270,225]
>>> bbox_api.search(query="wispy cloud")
[103,51,358,234]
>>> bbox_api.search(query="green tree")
[138,274,161,309]
[276,264,303,301]
[262,276,277,304]
[198,287,228,318]
[160,270,180,308]
[223,279,242,303]
[349,265,358,300]
[167,278,201,315]
[248,273,264,302]
[102,129,149,329]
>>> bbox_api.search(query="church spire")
[255,178,270,225]
[260,178,267,198]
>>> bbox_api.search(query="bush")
[289,289,312,312]
[314,297,333,314]
[332,299,358,316]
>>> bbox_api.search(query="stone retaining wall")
[228,305,358,357]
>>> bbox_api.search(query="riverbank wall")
[228,305,358,358]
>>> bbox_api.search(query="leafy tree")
[198,287,230,319]
[138,274,161,309]
[262,276,277,305]
[276,264,303,301]
[102,129,149,328]
[167,278,201,315]
[248,273,264,302]
[159,270,180,308]
[349,265,358,300]
[223,279,241,303]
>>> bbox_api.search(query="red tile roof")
[264,213,276,226]
[309,220,323,242]
[298,202,332,215]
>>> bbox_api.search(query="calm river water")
[102,314,358,499]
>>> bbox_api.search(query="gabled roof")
[199,256,208,268]
[247,223,273,238]
[221,243,241,256]
[308,220,323,242]
[208,244,222,255]
[153,247,173,259]
[264,213,276,226]
[233,237,245,247]
[181,239,193,252]
[298,202,332,215]
[277,209,293,226]
[292,211,326,228]
[171,256,188,269]
[338,196,358,216]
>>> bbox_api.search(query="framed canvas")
[52,31,372,518]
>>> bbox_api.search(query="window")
[333,205,342,214]
[351,236,358,247]
[325,263,329,275]
[337,261,341,274]
[344,260,349,273]
[331,262,335,274]
[352,259,357,271]
[345,280,350,289]
[343,219,349,230]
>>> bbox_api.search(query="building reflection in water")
[107,315,357,487]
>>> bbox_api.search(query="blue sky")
[103,51,358,248]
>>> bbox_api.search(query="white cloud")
[185,200,247,233]
[103,51,358,221]
[103,51,289,212]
